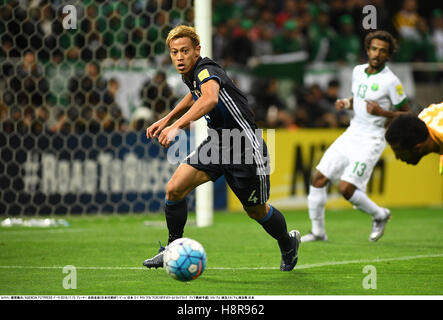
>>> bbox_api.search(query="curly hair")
[385,114,429,149]
[364,30,398,57]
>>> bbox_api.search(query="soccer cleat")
[369,208,391,242]
[280,230,301,271]
[301,232,328,243]
[143,241,166,269]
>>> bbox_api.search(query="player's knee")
[165,180,185,201]
[243,204,267,221]
[338,181,356,200]
[311,171,328,188]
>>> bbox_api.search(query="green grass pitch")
[0,207,442,296]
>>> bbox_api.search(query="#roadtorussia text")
[177,303,265,317]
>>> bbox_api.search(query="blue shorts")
[184,135,270,207]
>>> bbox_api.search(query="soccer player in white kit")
[302,31,410,243]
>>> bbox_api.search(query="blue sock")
[259,205,292,252]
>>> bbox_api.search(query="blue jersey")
[182,57,270,202]
[182,57,257,132]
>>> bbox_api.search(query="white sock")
[308,185,327,236]
[349,189,385,220]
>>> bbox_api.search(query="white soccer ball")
[163,238,207,281]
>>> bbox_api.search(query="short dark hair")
[364,30,398,57]
[385,114,429,149]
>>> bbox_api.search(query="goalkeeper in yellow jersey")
[385,102,443,174]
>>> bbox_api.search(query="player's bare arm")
[157,79,220,148]
[365,99,410,118]
[146,92,194,140]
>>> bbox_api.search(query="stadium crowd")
[1,0,442,134]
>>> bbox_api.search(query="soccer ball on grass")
[163,238,207,281]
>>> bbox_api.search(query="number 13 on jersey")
[353,161,367,177]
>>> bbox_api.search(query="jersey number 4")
[248,190,258,204]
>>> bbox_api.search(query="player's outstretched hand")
[146,117,169,140]
[335,98,351,111]
[157,125,180,148]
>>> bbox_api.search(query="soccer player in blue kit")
[143,25,300,271]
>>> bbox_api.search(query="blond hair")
[166,25,200,48]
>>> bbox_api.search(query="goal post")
[194,0,214,227]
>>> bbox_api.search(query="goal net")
[0,0,199,216]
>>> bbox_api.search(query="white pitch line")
[295,253,443,270]
[0,266,144,270]
[0,253,442,271]
[211,253,443,270]
[0,229,87,235]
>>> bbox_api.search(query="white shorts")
[316,128,386,192]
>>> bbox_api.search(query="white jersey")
[350,63,408,136]
[316,63,407,190]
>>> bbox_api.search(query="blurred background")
[1,0,442,216]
